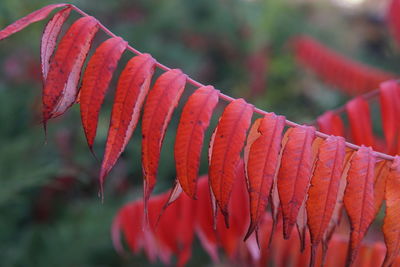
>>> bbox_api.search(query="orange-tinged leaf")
[174,86,219,198]
[244,113,285,240]
[346,97,374,148]
[42,16,99,125]
[306,136,346,266]
[80,37,128,151]
[343,146,376,266]
[0,4,69,41]
[373,160,390,216]
[277,125,315,239]
[209,99,253,227]
[317,111,344,137]
[382,156,400,267]
[141,69,187,210]
[100,54,155,188]
[41,7,71,80]
[379,80,400,154]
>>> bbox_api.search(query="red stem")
[70,5,394,161]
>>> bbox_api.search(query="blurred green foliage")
[0,0,398,266]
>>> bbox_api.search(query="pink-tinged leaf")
[209,99,253,227]
[42,16,99,125]
[174,86,219,198]
[379,80,400,154]
[0,4,69,41]
[141,69,187,211]
[387,0,400,47]
[244,113,285,240]
[80,37,128,152]
[306,136,346,267]
[343,146,376,266]
[100,54,155,188]
[382,156,400,267]
[346,97,374,148]
[41,7,71,80]
[277,125,315,239]
[317,111,345,137]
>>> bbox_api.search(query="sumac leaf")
[174,86,219,198]
[80,37,128,152]
[343,146,376,266]
[317,111,345,137]
[346,97,374,148]
[100,54,155,188]
[209,99,253,227]
[42,16,99,126]
[277,125,315,239]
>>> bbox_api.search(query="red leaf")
[80,37,128,152]
[379,80,400,154]
[174,86,219,198]
[343,146,376,266]
[141,69,187,210]
[382,156,400,267]
[346,97,375,148]
[373,160,390,216]
[42,16,99,125]
[0,4,69,41]
[41,7,71,80]
[387,0,400,47]
[244,113,285,240]
[277,125,315,239]
[209,99,253,227]
[317,111,345,137]
[306,136,346,266]
[100,54,155,188]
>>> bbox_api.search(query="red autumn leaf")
[373,160,390,216]
[80,37,127,152]
[42,16,99,126]
[306,136,346,266]
[277,125,315,239]
[317,111,345,137]
[141,69,187,210]
[100,54,156,188]
[379,80,400,154]
[244,113,285,240]
[209,99,253,227]
[346,97,375,148]
[41,7,71,80]
[382,156,400,267]
[343,146,376,266]
[174,86,219,198]
[292,35,394,95]
[0,3,69,41]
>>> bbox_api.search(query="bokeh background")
[0,0,398,266]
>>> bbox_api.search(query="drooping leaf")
[382,156,400,267]
[306,136,346,267]
[346,97,374,148]
[343,146,376,266]
[41,7,71,80]
[373,160,390,216]
[42,16,99,126]
[174,86,219,198]
[277,125,315,239]
[209,99,253,227]
[0,3,69,41]
[80,37,128,152]
[244,113,285,240]
[100,54,156,188]
[317,111,345,137]
[141,69,187,211]
[379,80,400,154]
